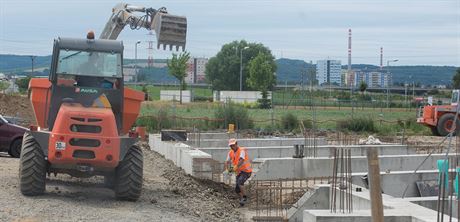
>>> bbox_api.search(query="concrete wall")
[160,90,192,103]
[213,90,272,103]
[190,137,327,148]
[198,144,415,163]
[149,134,215,179]
[351,170,443,198]
[292,184,449,222]
[253,153,450,181]
[188,132,231,140]
[253,154,455,197]
[406,197,458,218]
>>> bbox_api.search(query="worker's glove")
[228,165,234,173]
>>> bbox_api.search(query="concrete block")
[213,90,271,103]
[149,134,214,179]
[160,90,192,103]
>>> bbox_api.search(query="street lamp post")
[134,40,141,83]
[240,46,250,91]
[30,56,36,77]
[386,59,398,109]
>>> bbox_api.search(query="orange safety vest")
[228,147,252,173]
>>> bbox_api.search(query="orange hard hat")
[228,138,237,146]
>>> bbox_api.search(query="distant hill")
[0,54,51,72]
[1,54,457,86]
[275,59,458,86]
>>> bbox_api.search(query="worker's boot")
[239,195,248,206]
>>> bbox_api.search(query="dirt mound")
[0,93,34,125]
[140,142,241,221]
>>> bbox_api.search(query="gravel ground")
[0,142,242,222]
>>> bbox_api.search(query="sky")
[0,0,459,66]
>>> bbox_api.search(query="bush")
[0,81,9,92]
[16,76,31,93]
[301,119,313,129]
[136,107,172,132]
[257,98,272,109]
[281,113,299,131]
[337,117,375,132]
[214,102,253,129]
[241,101,259,109]
[194,95,212,102]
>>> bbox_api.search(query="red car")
[0,115,27,157]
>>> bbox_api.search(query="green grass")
[138,101,430,135]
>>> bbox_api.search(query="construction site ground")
[0,93,450,221]
[0,142,242,222]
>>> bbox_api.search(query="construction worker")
[224,138,252,206]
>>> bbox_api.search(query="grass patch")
[337,117,376,132]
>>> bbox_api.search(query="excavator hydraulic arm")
[100,3,187,51]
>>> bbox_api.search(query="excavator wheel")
[437,113,460,137]
[114,145,143,201]
[19,132,47,196]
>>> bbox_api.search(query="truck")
[417,90,460,136]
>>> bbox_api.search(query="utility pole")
[134,41,141,83]
[404,83,408,110]
[239,46,250,91]
[30,56,36,77]
[386,59,398,109]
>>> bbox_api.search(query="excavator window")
[55,49,122,89]
[57,50,122,78]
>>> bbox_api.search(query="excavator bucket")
[151,12,187,51]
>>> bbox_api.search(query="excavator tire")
[114,145,143,201]
[437,113,460,137]
[19,132,47,196]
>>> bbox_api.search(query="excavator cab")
[47,37,125,133]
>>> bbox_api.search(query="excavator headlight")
[87,31,95,40]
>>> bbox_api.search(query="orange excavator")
[19,3,187,201]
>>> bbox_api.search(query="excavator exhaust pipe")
[152,12,187,51]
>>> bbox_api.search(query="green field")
[138,100,429,135]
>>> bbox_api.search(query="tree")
[205,40,276,91]
[0,81,9,93]
[167,52,190,104]
[453,68,460,89]
[16,76,31,93]
[247,52,276,108]
[359,81,367,94]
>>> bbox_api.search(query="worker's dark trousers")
[235,171,252,193]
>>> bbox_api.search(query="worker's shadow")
[29,177,117,204]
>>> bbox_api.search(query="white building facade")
[316,60,342,85]
[185,57,209,84]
